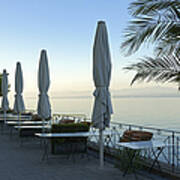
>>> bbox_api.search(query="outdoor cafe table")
[6,121,49,136]
[6,121,49,125]
[0,116,31,122]
[0,114,31,118]
[116,140,169,177]
[14,125,51,130]
[14,125,51,137]
[0,114,32,120]
[0,115,32,134]
[14,125,51,145]
[35,131,113,161]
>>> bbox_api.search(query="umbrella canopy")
[37,49,51,120]
[91,21,113,168]
[92,21,113,130]
[1,69,9,111]
[14,62,25,113]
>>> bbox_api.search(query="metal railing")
[88,121,180,174]
[50,113,180,174]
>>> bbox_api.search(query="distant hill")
[23,86,180,98]
[112,86,180,97]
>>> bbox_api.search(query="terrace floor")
[0,130,172,180]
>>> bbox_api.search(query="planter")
[51,122,90,155]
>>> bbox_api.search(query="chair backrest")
[120,130,153,142]
[52,113,87,124]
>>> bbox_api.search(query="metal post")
[168,136,171,165]
[18,113,21,126]
[113,126,116,148]
[99,129,104,168]
[4,110,6,124]
[172,132,175,172]
[1,110,7,134]
[18,113,21,135]
[177,136,179,168]
[42,118,45,133]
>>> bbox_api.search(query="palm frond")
[156,36,180,56]
[121,16,179,55]
[124,55,180,88]
[171,4,180,19]
[121,0,180,56]
[129,0,180,16]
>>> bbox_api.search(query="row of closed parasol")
[1,21,113,168]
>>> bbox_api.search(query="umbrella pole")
[99,129,104,168]
[4,110,6,124]
[2,110,6,134]
[18,113,21,126]
[42,118,45,133]
[18,113,21,135]
[18,113,20,126]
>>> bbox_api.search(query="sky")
[0,0,178,98]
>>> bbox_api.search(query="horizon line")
[23,95,180,99]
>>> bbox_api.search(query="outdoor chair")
[119,130,153,142]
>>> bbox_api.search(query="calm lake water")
[20,96,180,131]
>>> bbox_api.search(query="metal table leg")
[123,149,138,179]
[41,138,49,161]
[1,123,4,135]
[149,147,165,172]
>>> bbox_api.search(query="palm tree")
[121,0,180,57]
[122,0,180,88]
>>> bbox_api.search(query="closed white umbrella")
[13,62,25,125]
[92,21,113,168]
[1,69,9,124]
[37,49,51,131]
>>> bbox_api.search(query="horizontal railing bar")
[111,121,180,135]
[51,112,180,135]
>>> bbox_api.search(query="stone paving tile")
[0,133,171,180]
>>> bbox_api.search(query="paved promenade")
[0,132,170,180]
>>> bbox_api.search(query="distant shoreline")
[24,95,180,99]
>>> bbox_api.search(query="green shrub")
[51,122,90,154]
[51,122,90,133]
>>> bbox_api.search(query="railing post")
[177,136,179,168]
[113,126,116,148]
[172,132,175,172]
[168,136,171,165]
